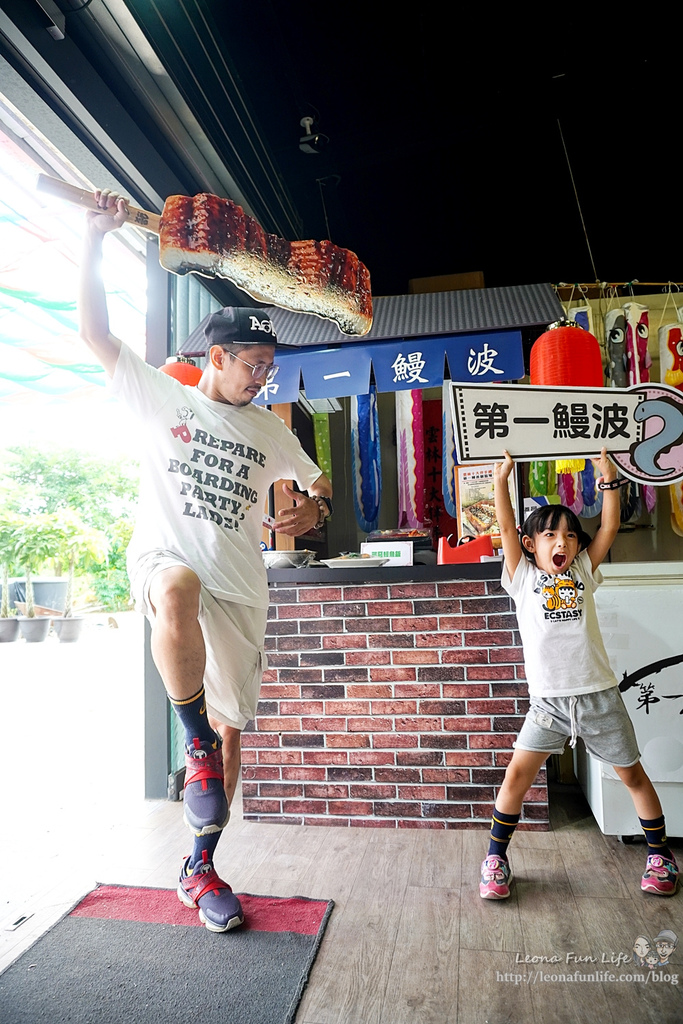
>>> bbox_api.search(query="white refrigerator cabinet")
[575,563,683,839]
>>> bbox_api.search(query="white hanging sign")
[448,382,683,485]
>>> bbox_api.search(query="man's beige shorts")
[130,551,268,730]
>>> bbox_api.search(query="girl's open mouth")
[553,553,567,569]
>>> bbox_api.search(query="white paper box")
[360,542,413,566]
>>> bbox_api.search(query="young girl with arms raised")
[480,448,678,900]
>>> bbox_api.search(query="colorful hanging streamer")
[350,387,381,532]
[441,382,458,519]
[530,461,552,498]
[395,389,424,529]
[579,460,603,518]
[659,322,683,389]
[670,480,683,537]
[658,319,683,530]
[567,304,593,334]
[604,308,627,388]
[556,472,583,515]
[312,412,332,481]
[623,301,656,515]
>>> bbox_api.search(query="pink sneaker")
[641,854,679,896]
[480,855,512,899]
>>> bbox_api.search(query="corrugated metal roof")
[178,282,563,354]
[266,282,564,347]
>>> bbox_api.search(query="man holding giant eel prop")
[80,189,333,932]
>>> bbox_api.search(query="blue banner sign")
[444,330,524,384]
[370,339,445,392]
[252,357,302,406]
[301,346,373,399]
[254,329,525,404]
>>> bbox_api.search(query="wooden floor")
[1,616,682,1023]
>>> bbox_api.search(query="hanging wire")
[557,119,599,283]
[317,178,331,239]
[316,176,340,241]
[657,281,681,331]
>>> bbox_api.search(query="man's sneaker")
[177,854,244,933]
[480,855,512,899]
[641,853,679,896]
[183,737,230,835]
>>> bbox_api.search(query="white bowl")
[262,549,316,569]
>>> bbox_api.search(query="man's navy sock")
[639,815,673,859]
[487,807,520,860]
[169,686,215,748]
[188,831,222,873]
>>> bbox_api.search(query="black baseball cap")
[204,306,277,349]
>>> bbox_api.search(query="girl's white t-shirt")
[501,549,618,698]
[110,344,323,609]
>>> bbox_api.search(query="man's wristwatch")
[313,495,333,528]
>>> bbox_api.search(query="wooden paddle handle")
[35,174,161,234]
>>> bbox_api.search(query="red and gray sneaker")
[641,853,679,896]
[183,737,230,836]
[177,853,244,932]
[480,855,512,899]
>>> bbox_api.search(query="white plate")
[320,556,390,568]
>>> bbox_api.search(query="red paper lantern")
[530,318,604,387]
[159,356,202,386]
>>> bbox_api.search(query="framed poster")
[456,464,515,547]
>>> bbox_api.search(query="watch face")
[321,496,333,516]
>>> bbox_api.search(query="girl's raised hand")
[494,450,515,484]
[596,446,616,485]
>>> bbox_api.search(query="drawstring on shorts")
[568,696,578,748]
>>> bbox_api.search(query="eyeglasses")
[229,352,280,384]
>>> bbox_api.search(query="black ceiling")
[9,3,682,301]
[187,4,682,297]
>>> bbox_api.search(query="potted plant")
[51,511,108,642]
[0,512,21,642]
[12,512,62,642]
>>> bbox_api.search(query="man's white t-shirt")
[110,344,323,609]
[501,549,618,698]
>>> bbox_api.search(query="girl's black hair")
[520,504,593,563]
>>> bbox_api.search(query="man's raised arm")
[79,190,130,377]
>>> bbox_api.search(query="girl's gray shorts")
[515,686,641,768]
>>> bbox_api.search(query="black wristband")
[597,478,629,491]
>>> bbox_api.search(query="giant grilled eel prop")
[36,175,373,337]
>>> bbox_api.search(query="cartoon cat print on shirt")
[535,569,585,621]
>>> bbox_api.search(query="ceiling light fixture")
[299,116,329,155]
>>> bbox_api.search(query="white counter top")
[600,561,683,585]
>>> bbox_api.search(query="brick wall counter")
[241,569,548,830]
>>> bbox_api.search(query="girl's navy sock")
[639,815,673,859]
[487,807,520,860]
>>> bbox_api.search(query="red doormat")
[0,884,334,1024]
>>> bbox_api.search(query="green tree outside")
[1,446,138,530]
[1,446,139,613]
